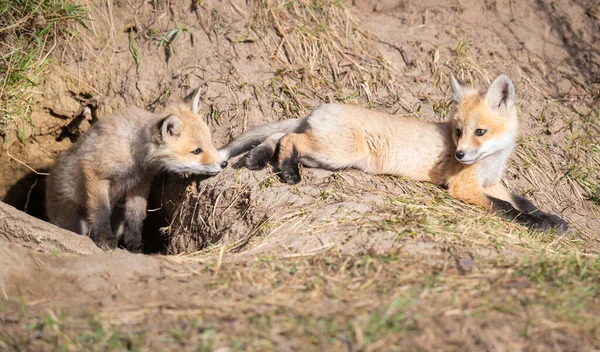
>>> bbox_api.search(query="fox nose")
[455,151,465,160]
[221,161,228,169]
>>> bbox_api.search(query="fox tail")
[219,118,304,159]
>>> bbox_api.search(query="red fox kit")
[220,74,567,232]
[46,89,228,250]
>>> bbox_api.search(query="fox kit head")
[450,74,518,165]
[152,89,227,175]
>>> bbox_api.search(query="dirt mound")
[164,163,401,255]
[0,201,100,255]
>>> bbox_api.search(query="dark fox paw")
[530,212,569,233]
[280,163,302,184]
[281,169,301,184]
[533,213,568,233]
[123,232,143,253]
[94,235,118,250]
[246,146,274,170]
[90,231,117,250]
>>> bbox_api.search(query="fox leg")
[121,178,152,252]
[85,177,117,249]
[277,132,316,184]
[447,178,567,232]
[484,183,568,232]
[246,132,286,170]
[51,203,87,235]
[447,181,493,210]
[449,180,567,232]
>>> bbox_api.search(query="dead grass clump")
[250,0,397,116]
[0,0,88,142]
[586,3,600,21]
[164,167,277,255]
[562,106,600,205]
[165,172,250,254]
[447,38,486,84]
[433,37,486,87]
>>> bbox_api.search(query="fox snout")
[158,150,229,175]
[211,151,229,170]
[455,149,478,164]
[214,160,229,173]
[199,158,228,175]
[191,160,228,175]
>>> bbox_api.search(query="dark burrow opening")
[3,172,172,254]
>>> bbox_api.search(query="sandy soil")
[1,0,599,350]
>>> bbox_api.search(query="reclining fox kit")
[220,74,567,232]
[46,90,227,250]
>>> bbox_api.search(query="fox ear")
[485,74,515,111]
[183,87,202,115]
[159,115,183,141]
[450,74,465,104]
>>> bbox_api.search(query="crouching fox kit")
[220,74,567,232]
[46,90,227,250]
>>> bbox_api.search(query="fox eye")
[455,129,462,137]
[191,148,203,155]
[475,129,487,137]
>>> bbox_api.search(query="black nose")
[221,161,228,168]
[455,151,465,160]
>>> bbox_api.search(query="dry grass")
[2,247,600,351]
[431,37,487,90]
[562,106,600,206]
[446,38,486,84]
[249,0,398,117]
[0,0,88,142]
[587,3,600,21]
[165,171,268,254]
[510,96,600,251]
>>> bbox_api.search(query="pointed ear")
[159,115,183,142]
[485,74,515,111]
[450,74,465,104]
[183,87,202,115]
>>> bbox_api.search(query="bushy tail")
[219,118,304,159]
